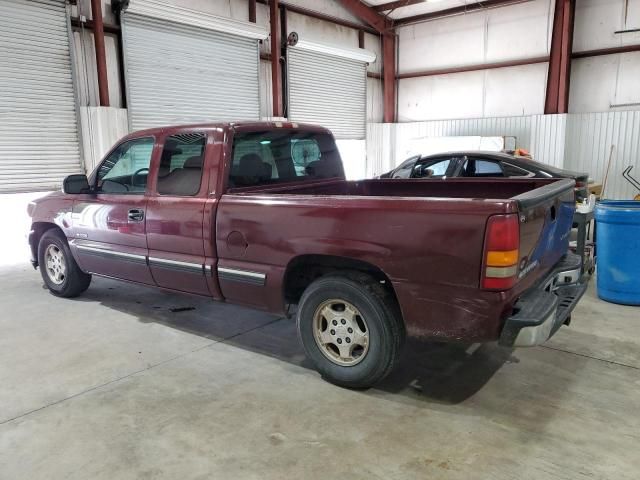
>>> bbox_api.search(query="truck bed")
[229,177,560,200]
[217,177,576,342]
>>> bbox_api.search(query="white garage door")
[121,0,267,131]
[287,42,375,140]
[0,0,82,193]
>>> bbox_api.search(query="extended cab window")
[97,137,154,194]
[230,130,343,188]
[157,133,206,196]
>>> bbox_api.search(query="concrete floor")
[1,263,639,480]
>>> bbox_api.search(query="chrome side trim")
[148,256,204,274]
[218,266,266,286]
[75,244,147,265]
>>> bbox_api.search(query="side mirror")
[63,174,90,194]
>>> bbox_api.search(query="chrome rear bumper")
[499,253,589,347]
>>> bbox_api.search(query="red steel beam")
[394,0,532,26]
[90,0,110,106]
[270,0,283,117]
[256,0,379,35]
[572,43,640,58]
[383,34,397,122]
[545,0,575,114]
[374,0,425,12]
[335,0,393,33]
[249,0,257,22]
[398,55,549,79]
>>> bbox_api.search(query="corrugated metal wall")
[565,111,640,200]
[122,14,261,131]
[287,47,367,140]
[367,111,640,199]
[0,0,83,193]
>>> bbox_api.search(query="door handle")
[128,209,145,222]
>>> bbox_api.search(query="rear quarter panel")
[216,194,515,341]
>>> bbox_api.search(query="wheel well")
[283,254,400,308]
[30,222,64,264]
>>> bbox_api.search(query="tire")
[296,272,404,389]
[38,229,91,298]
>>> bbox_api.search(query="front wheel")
[38,229,91,298]
[296,273,403,389]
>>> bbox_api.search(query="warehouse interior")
[1,0,639,478]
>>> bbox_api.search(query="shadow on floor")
[73,277,517,405]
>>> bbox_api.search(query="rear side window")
[157,133,206,196]
[230,130,343,188]
[502,162,532,177]
[461,159,504,177]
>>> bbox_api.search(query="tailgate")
[512,178,576,286]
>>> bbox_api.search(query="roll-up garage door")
[121,0,267,131]
[0,0,82,193]
[287,41,376,140]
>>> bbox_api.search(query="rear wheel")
[38,229,91,298]
[297,273,403,389]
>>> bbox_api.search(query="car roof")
[420,151,519,162]
[122,121,333,140]
[416,150,588,178]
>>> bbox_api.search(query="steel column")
[383,34,396,123]
[249,0,257,23]
[545,0,575,114]
[270,0,283,117]
[91,0,110,106]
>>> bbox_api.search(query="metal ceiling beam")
[255,0,379,35]
[393,0,532,26]
[545,0,575,114]
[374,0,425,12]
[334,0,393,33]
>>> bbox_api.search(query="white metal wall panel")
[287,48,367,140]
[122,14,261,131]
[367,111,640,199]
[529,114,567,168]
[0,0,82,193]
[565,111,640,200]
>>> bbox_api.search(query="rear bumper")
[499,253,589,347]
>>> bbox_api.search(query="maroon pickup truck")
[28,122,589,388]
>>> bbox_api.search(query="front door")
[145,131,210,295]
[71,136,156,285]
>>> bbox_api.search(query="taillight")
[482,214,520,290]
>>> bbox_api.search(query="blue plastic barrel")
[595,200,640,305]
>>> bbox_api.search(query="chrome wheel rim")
[312,299,369,366]
[45,244,66,285]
